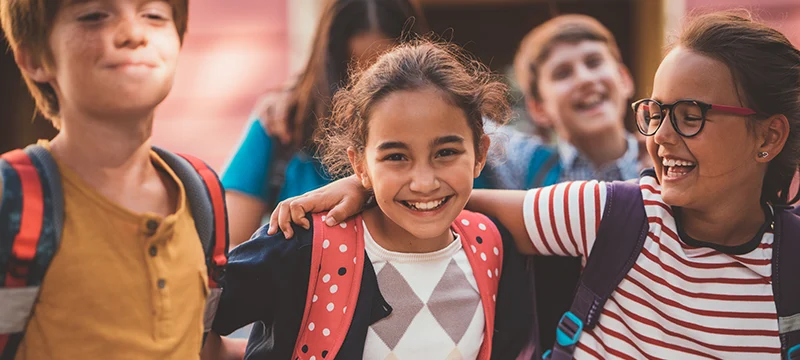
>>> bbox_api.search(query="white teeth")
[576,94,602,109]
[585,93,602,105]
[661,158,695,167]
[408,198,446,210]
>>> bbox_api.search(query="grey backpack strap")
[547,179,648,359]
[773,207,800,359]
[265,137,292,209]
[0,145,64,359]
[151,147,228,338]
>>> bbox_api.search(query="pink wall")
[152,0,289,170]
[685,0,800,46]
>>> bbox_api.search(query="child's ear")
[347,146,372,189]
[14,47,54,83]
[617,63,635,100]
[755,113,790,163]
[526,97,553,129]
[473,134,491,178]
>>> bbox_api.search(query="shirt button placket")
[146,219,159,236]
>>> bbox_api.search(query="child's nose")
[653,111,680,145]
[114,15,148,49]
[574,63,600,87]
[408,164,440,194]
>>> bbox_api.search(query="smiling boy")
[0,1,238,358]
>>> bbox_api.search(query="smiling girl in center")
[202,40,533,360]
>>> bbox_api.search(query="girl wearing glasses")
[266,10,800,359]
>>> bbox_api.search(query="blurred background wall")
[2,0,798,170]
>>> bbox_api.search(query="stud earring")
[758,151,769,158]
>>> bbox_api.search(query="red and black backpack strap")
[452,210,504,360]
[0,145,64,359]
[293,213,365,360]
[151,147,229,335]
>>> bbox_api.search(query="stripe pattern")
[523,177,780,359]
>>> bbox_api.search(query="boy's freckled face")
[46,0,180,118]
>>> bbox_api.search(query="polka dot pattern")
[295,211,501,360]
[293,213,365,360]
[451,210,503,360]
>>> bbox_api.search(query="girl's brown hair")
[317,39,510,177]
[286,0,427,151]
[674,11,800,205]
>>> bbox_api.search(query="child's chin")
[660,189,688,208]
[402,223,455,242]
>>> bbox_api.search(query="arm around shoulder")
[211,222,313,337]
[467,189,533,254]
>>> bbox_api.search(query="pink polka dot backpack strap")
[452,210,504,360]
[292,212,365,360]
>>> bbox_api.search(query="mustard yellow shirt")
[11,142,208,360]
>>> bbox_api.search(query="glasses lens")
[673,101,704,136]
[635,100,662,135]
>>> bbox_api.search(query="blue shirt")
[221,119,331,206]
[477,124,641,190]
[557,133,641,183]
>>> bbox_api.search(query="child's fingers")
[267,200,289,235]
[325,197,363,227]
[289,201,309,229]
[276,201,295,239]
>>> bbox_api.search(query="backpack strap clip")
[789,344,800,360]
[555,311,583,348]
[548,181,648,360]
[6,257,32,282]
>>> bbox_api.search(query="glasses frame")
[631,98,757,138]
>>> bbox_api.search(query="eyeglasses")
[631,98,756,137]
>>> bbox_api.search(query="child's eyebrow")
[64,0,94,5]
[432,135,465,146]
[377,141,408,151]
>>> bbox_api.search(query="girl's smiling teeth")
[662,157,697,178]
[401,196,452,211]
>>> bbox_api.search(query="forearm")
[467,189,534,254]
[201,332,247,360]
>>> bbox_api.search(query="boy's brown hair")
[0,0,189,129]
[514,14,622,102]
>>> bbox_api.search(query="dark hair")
[514,14,622,101]
[317,39,511,177]
[287,0,427,150]
[673,10,800,205]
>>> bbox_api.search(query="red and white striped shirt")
[522,176,780,359]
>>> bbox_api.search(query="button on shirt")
[15,141,209,360]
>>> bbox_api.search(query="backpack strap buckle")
[6,256,32,282]
[790,344,800,360]
[556,311,583,347]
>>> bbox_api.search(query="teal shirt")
[221,119,331,206]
